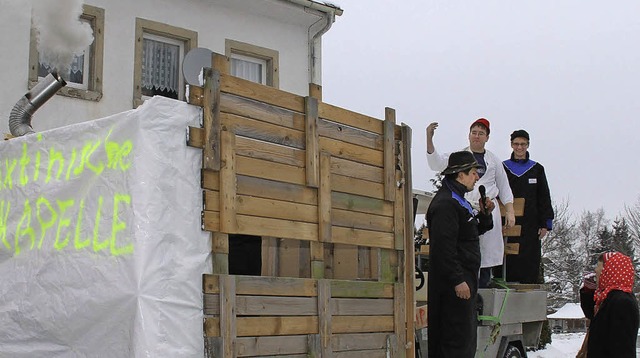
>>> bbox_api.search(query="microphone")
[479,185,487,214]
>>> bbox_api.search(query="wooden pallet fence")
[203,274,399,357]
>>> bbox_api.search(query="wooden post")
[202,67,221,171]
[401,124,415,358]
[306,96,320,188]
[384,108,396,202]
[219,129,237,233]
[220,275,236,357]
[317,279,332,357]
[212,232,229,274]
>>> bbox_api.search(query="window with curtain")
[231,53,267,85]
[141,33,183,100]
[39,52,88,88]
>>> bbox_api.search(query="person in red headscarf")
[578,251,639,357]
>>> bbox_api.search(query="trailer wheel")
[503,344,522,358]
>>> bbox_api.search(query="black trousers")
[427,271,478,358]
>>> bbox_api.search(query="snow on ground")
[529,333,584,358]
[529,333,640,357]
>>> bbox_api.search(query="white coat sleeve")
[495,157,514,204]
[426,148,449,172]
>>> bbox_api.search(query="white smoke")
[31,0,94,77]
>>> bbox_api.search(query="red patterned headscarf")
[594,251,635,314]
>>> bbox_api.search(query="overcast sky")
[322,0,640,219]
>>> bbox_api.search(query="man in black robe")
[498,130,554,284]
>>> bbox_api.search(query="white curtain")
[231,58,262,84]
[142,38,179,93]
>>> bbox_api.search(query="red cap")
[471,118,490,134]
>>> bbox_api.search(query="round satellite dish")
[182,47,213,86]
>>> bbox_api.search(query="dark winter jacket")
[580,288,639,358]
[427,178,493,287]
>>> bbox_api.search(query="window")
[133,18,197,107]
[226,40,279,88]
[28,4,104,101]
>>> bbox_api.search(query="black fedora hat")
[441,151,481,175]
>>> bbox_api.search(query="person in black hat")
[495,129,554,284]
[426,151,496,358]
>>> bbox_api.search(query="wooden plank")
[332,316,394,333]
[187,85,204,107]
[212,232,229,274]
[299,241,311,279]
[220,73,305,113]
[330,280,394,298]
[203,274,220,294]
[221,92,305,131]
[331,298,394,316]
[358,247,372,279]
[318,102,383,135]
[334,350,387,358]
[319,152,332,244]
[222,112,305,149]
[306,96,320,187]
[235,275,317,297]
[237,155,306,186]
[202,169,220,191]
[400,124,415,358]
[204,317,220,337]
[309,83,322,101]
[278,238,301,277]
[220,275,236,357]
[332,226,394,249]
[203,67,221,171]
[187,125,204,148]
[212,52,230,75]
[308,334,321,358]
[505,242,520,255]
[394,172,406,250]
[203,294,220,314]
[236,135,305,167]
[370,248,379,281]
[236,335,309,357]
[324,245,334,280]
[220,129,237,233]
[331,157,383,183]
[202,210,220,233]
[332,333,389,351]
[236,296,317,316]
[261,237,278,276]
[237,175,317,205]
[204,337,223,358]
[233,215,317,242]
[310,241,325,279]
[332,209,393,233]
[333,244,358,280]
[503,225,522,237]
[317,279,332,357]
[318,117,383,151]
[499,197,525,217]
[383,108,396,201]
[332,192,393,217]
[237,316,318,336]
[320,137,383,167]
[394,283,407,358]
[378,249,395,282]
[332,174,384,200]
[235,195,317,223]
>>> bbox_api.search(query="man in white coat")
[426,118,516,287]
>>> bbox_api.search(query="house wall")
[0,0,320,134]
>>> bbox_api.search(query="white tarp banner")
[0,97,211,357]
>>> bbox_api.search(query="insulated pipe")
[10,71,67,137]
